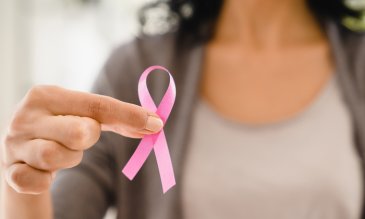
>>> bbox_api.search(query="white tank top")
[182,76,363,219]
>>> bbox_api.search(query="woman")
[2,0,365,218]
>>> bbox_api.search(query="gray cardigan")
[52,18,365,219]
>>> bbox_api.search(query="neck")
[213,0,324,49]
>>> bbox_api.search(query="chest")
[182,77,363,219]
[200,43,333,124]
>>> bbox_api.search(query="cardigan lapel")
[323,18,365,219]
[325,19,365,162]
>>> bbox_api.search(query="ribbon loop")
[122,66,176,193]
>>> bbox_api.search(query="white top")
[182,76,363,219]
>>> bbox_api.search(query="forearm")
[1,177,53,219]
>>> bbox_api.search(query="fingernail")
[51,172,56,180]
[145,116,163,132]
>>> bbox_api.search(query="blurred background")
[0,0,151,218]
[0,0,154,131]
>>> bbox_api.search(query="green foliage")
[343,0,365,31]
[343,12,365,31]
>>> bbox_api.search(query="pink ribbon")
[122,65,176,193]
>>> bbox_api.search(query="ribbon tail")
[122,135,154,180]
[154,131,176,193]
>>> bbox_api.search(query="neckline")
[197,74,337,130]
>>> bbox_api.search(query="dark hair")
[139,0,360,45]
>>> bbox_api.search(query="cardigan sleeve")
[50,42,139,219]
[50,34,180,219]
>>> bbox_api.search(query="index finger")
[26,85,164,133]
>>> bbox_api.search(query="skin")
[1,86,163,218]
[1,0,334,218]
[201,0,333,124]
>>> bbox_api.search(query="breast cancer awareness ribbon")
[122,65,176,193]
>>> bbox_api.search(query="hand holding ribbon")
[122,66,176,193]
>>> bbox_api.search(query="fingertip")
[145,115,164,133]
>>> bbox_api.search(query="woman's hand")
[1,85,163,195]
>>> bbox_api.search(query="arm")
[0,74,163,219]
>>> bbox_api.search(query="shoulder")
[91,33,179,102]
[105,33,178,74]
[339,28,365,63]
[325,19,365,98]
[340,27,365,97]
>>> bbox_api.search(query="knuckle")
[23,85,46,106]
[67,119,100,149]
[8,114,27,135]
[8,166,51,194]
[23,85,58,109]
[9,167,28,192]
[14,178,49,194]
[68,122,89,146]
[85,119,101,145]
[37,145,57,170]
[3,135,14,150]
[9,86,56,135]
[8,102,41,137]
[66,120,96,150]
[2,135,16,164]
[88,96,103,118]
